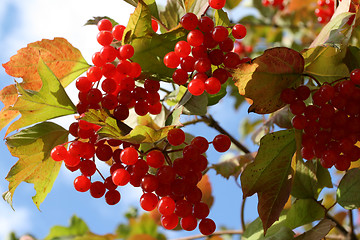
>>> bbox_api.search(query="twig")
[201,115,251,154]
[349,210,357,240]
[241,197,247,231]
[302,73,322,86]
[170,230,244,240]
[181,118,207,127]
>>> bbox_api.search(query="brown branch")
[349,210,357,240]
[201,115,251,154]
[170,230,244,240]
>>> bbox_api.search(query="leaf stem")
[241,197,247,231]
[201,115,251,154]
[169,229,244,240]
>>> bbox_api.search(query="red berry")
[212,134,231,152]
[146,150,165,168]
[105,190,121,205]
[199,218,216,235]
[167,128,186,146]
[164,52,180,68]
[120,147,139,165]
[140,192,158,211]
[97,19,113,31]
[180,13,198,30]
[158,196,176,216]
[209,0,226,9]
[74,175,91,192]
[188,79,205,96]
[232,24,247,39]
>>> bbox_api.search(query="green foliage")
[337,168,360,209]
[241,130,296,233]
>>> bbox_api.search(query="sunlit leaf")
[1,38,89,132]
[197,174,214,208]
[5,122,68,209]
[241,130,296,233]
[215,9,231,27]
[224,0,242,9]
[233,47,304,114]
[45,215,116,240]
[291,158,318,199]
[337,168,360,209]
[302,46,349,84]
[6,58,77,136]
[310,0,354,48]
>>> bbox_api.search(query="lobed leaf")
[233,47,304,114]
[1,38,89,132]
[241,130,296,233]
[302,46,349,84]
[5,122,68,209]
[337,168,360,209]
[6,58,77,136]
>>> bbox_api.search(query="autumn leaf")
[233,47,304,114]
[5,122,69,209]
[241,130,296,233]
[197,174,214,208]
[1,38,89,132]
[5,58,77,136]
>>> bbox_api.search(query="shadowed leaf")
[241,130,296,233]
[337,168,360,209]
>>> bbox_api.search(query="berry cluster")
[315,0,334,24]
[76,19,162,118]
[163,12,248,96]
[261,0,285,10]
[281,69,360,170]
[51,123,231,235]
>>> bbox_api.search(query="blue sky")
[0,0,260,239]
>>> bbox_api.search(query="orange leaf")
[198,174,214,208]
[1,37,89,132]
[233,47,304,114]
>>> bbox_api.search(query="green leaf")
[165,107,183,126]
[6,58,76,135]
[45,215,89,240]
[123,0,153,44]
[302,46,349,84]
[315,161,333,190]
[130,29,187,80]
[294,219,336,240]
[285,199,325,229]
[265,227,294,240]
[84,16,119,27]
[291,158,318,199]
[309,0,354,48]
[159,0,208,30]
[215,9,231,27]
[165,86,188,106]
[241,130,296,233]
[233,47,304,114]
[5,122,68,209]
[224,0,242,9]
[207,82,228,106]
[337,168,360,209]
[243,199,325,240]
[182,93,208,115]
[344,46,360,71]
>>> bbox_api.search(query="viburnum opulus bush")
[2,0,360,238]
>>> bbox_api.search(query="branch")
[201,115,251,154]
[349,210,358,240]
[170,230,244,240]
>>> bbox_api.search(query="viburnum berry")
[158,196,176,216]
[350,69,360,84]
[180,12,198,30]
[90,181,106,198]
[120,147,139,165]
[97,19,113,31]
[209,0,226,9]
[105,190,121,205]
[140,192,158,211]
[161,213,179,230]
[199,218,216,235]
[112,168,130,186]
[151,19,158,32]
[112,24,126,40]
[181,215,198,231]
[188,79,205,96]
[232,24,247,39]
[74,175,91,192]
[164,52,180,68]
[167,128,186,146]
[212,134,231,152]
[187,30,204,47]
[51,145,68,161]
[146,150,165,168]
